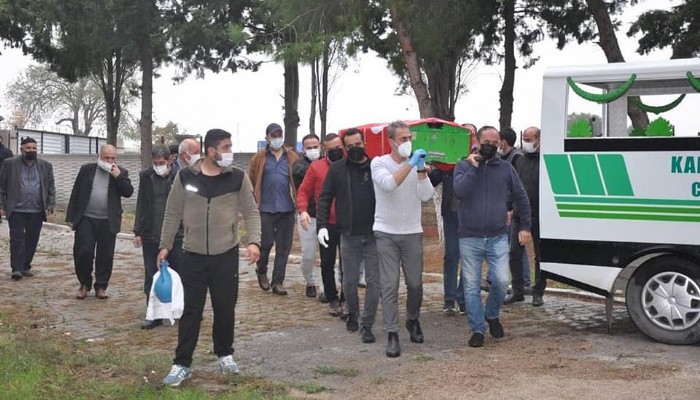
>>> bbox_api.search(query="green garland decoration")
[567,74,636,104]
[629,94,686,114]
[687,71,700,92]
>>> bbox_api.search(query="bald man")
[174,138,201,170]
[67,144,134,299]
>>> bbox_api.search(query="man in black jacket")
[66,144,134,300]
[0,137,55,280]
[505,126,543,306]
[316,128,380,343]
[133,144,183,329]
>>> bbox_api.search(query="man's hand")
[506,211,513,226]
[317,228,329,248]
[467,153,481,168]
[409,149,427,167]
[156,248,169,270]
[133,236,142,248]
[245,244,260,264]
[46,208,53,216]
[518,230,532,246]
[110,164,121,178]
[299,211,311,231]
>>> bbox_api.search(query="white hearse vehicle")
[540,58,700,345]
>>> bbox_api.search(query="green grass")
[299,382,329,394]
[0,327,292,399]
[313,365,359,378]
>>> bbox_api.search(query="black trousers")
[174,246,239,368]
[319,225,342,302]
[509,217,542,296]
[256,211,295,285]
[73,217,117,290]
[8,212,44,273]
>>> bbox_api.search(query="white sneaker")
[218,355,240,374]
[162,364,191,387]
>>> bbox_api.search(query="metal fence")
[2,128,107,154]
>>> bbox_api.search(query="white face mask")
[395,140,412,158]
[153,164,170,177]
[269,138,284,150]
[305,148,321,161]
[522,141,537,154]
[97,158,113,173]
[187,153,201,165]
[217,152,234,168]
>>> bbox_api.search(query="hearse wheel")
[626,255,700,345]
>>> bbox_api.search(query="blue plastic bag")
[154,260,172,304]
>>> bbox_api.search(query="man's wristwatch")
[416,168,427,173]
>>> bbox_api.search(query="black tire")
[626,255,700,345]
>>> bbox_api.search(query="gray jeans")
[375,231,424,333]
[341,234,380,328]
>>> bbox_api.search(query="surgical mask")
[522,141,537,154]
[347,146,366,163]
[153,164,170,177]
[97,158,113,173]
[327,148,344,162]
[217,151,234,168]
[23,152,37,161]
[478,144,498,161]
[395,140,412,158]
[188,153,201,165]
[269,138,284,150]
[305,148,321,161]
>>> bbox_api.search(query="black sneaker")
[141,319,163,330]
[386,332,400,357]
[346,313,359,332]
[532,294,544,307]
[468,332,484,348]
[318,291,328,303]
[458,303,466,315]
[503,294,525,305]
[11,271,22,281]
[305,285,317,298]
[486,318,504,338]
[405,319,424,343]
[442,301,455,314]
[21,269,34,277]
[360,325,375,343]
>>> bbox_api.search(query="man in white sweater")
[371,120,434,357]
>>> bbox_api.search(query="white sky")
[0,0,693,152]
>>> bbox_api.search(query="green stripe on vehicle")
[558,211,700,223]
[596,154,634,196]
[557,203,700,214]
[570,155,606,195]
[544,155,578,195]
[555,196,700,206]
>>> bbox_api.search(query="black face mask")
[327,148,344,162]
[23,152,37,161]
[347,146,366,163]
[478,144,497,161]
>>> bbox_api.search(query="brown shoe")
[271,283,288,296]
[256,272,270,291]
[95,288,109,299]
[76,286,88,300]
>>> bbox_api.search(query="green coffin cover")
[410,122,472,164]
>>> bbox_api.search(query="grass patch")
[414,354,434,362]
[373,376,387,385]
[313,365,358,378]
[313,365,337,375]
[299,382,329,394]
[0,324,291,399]
[47,207,135,233]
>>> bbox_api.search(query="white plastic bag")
[146,268,184,324]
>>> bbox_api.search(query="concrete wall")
[43,152,257,211]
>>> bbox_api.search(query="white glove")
[317,228,329,248]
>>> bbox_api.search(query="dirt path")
[1,223,699,399]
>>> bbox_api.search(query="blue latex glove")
[409,149,427,167]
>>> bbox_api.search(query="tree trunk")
[425,56,457,120]
[586,0,649,129]
[499,0,516,131]
[283,60,300,148]
[309,57,317,137]
[320,43,330,138]
[388,3,435,118]
[139,41,154,168]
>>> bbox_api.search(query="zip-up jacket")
[317,158,371,236]
[513,151,540,219]
[159,160,261,255]
[248,145,298,208]
[297,157,336,223]
[453,157,531,238]
[293,155,317,217]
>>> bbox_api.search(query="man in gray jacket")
[0,137,55,280]
[158,128,261,387]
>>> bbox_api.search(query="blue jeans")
[460,234,510,334]
[442,212,464,306]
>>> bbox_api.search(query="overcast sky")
[0,0,694,151]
